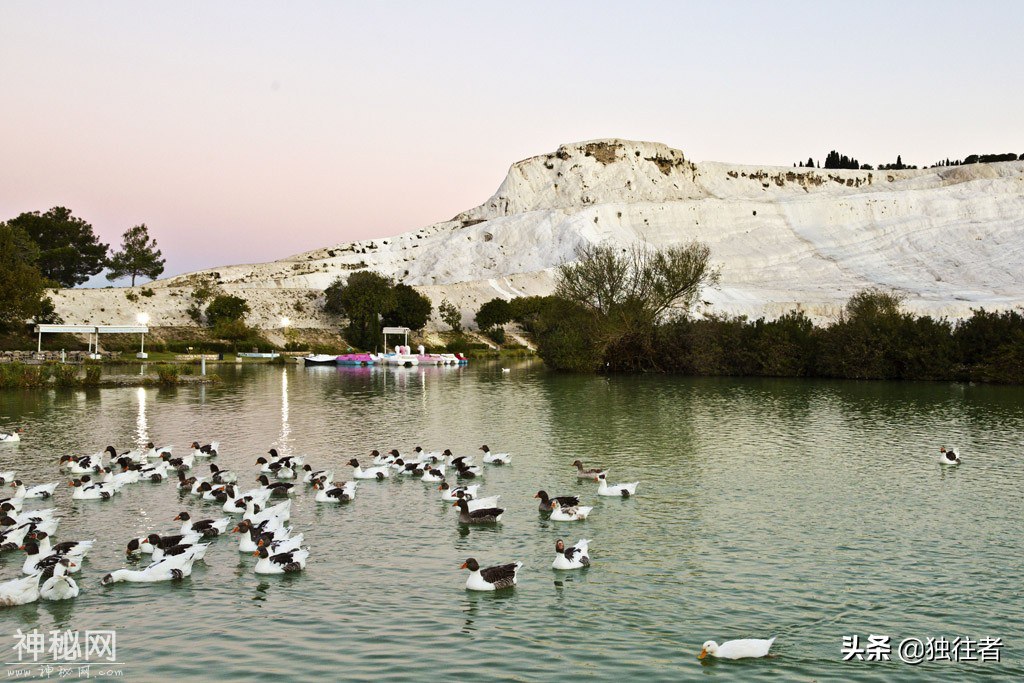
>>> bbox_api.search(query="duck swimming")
[39,558,79,601]
[534,490,580,512]
[100,552,197,585]
[347,458,389,480]
[453,498,504,523]
[174,511,230,537]
[438,482,479,501]
[479,445,512,465]
[939,447,962,465]
[460,557,521,591]
[253,546,309,574]
[572,460,607,480]
[698,637,776,660]
[549,500,593,521]
[552,539,591,570]
[312,480,356,503]
[597,473,638,498]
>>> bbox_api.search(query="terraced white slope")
[52,139,1024,329]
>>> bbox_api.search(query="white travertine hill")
[51,139,1024,330]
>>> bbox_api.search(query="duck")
[454,461,483,479]
[347,458,389,480]
[0,517,60,551]
[939,447,962,465]
[0,428,24,443]
[138,460,169,482]
[479,445,512,465]
[453,498,504,523]
[174,511,230,537]
[443,449,469,467]
[597,473,638,497]
[312,480,356,503]
[20,532,93,573]
[572,459,607,480]
[233,518,290,553]
[100,553,197,585]
[195,481,232,502]
[119,442,152,463]
[243,498,292,526]
[10,480,59,500]
[552,539,591,570]
[126,532,202,556]
[101,466,141,487]
[412,447,443,464]
[698,637,776,660]
[209,463,237,484]
[142,443,169,461]
[371,449,398,466]
[2,507,55,527]
[161,451,195,470]
[0,471,15,485]
[534,490,580,512]
[223,487,273,513]
[421,465,446,483]
[256,474,295,498]
[176,469,208,493]
[549,500,593,521]
[253,546,309,574]
[59,447,113,474]
[460,557,521,591]
[152,540,211,563]
[69,478,117,500]
[457,493,501,512]
[0,572,41,606]
[301,465,333,485]
[39,558,79,601]
[0,499,23,516]
[190,441,219,457]
[256,532,304,555]
[438,482,479,502]
[392,459,427,476]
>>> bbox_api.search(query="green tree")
[324,271,396,349]
[383,283,432,330]
[474,298,513,331]
[439,299,462,333]
[205,295,250,327]
[5,207,108,287]
[0,224,50,330]
[106,224,166,286]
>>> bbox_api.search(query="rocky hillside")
[52,139,1024,329]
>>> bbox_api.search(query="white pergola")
[382,326,410,351]
[34,324,149,356]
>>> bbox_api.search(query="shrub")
[475,298,513,331]
[52,364,79,387]
[484,327,506,345]
[439,299,462,333]
[205,295,250,327]
[140,288,155,297]
[155,364,180,385]
[83,365,101,386]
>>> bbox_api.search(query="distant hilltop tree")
[824,150,861,170]
[106,224,166,286]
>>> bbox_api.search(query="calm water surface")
[1,362,1022,681]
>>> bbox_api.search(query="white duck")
[3,507,56,527]
[302,465,334,485]
[100,553,197,585]
[174,511,230,537]
[258,533,304,555]
[127,532,203,556]
[190,441,219,458]
[208,463,237,484]
[438,482,479,501]
[21,532,93,573]
[0,517,60,550]
[0,572,41,606]
[40,558,79,601]
[549,500,593,521]
[244,498,292,526]
[347,458,389,480]
[552,539,591,570]
[101,467,141,487]
[253,546,309,574]
[461,557,521,591]
[233,518,290,553]
[597,473,638,498]
[479,445,512,465]
[69,478,118,500]
[161,451,195,470]
[421,465,446,483]
[138,460,170,482]
[939,447,962,465]
[372,449,400,466]
[10,480,59,500]
[153,541,211,563]
[0,428,23,443]
[313,481,356,503]
[223,488,273,513]
[699,637,776,660]
[0,471,15,485]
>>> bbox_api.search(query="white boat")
[302,354,337,366]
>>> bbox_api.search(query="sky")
[1,1,1021,285]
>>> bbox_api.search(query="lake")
[1,362,1022,681]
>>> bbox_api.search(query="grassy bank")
[0,362,216,388]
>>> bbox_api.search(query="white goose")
[0,428,23,443]
[69,478,118,500]
[0,470,15,485]
[597,473,638,497]
[939,447,962,465]
[549,500,593,521]
[190,441,219,458]
[10,480,59,500]
[460,558,521,591]
[347,458,389,480]
[552,539,591,570]
[223,488,273,513]
[40,558,79,601]
[253,546,309,574]
[699,637,776,660]
[313,480,356,503]
[438,482,479,502]
[243,498,292,526]
[174,512,230,537]
[479,445,512,465]
[0,572,41,606]
[302,465,334,485]
[152,541,211,563]
[21,532,93,574]
[421,465,446,483]
[100,553,197,585]
[233,518,290,553]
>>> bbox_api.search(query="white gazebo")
[33,324,150,358]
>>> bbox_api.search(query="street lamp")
[136,312,150,359]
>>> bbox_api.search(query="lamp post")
[280,317,291,356]
[136,313,150,359]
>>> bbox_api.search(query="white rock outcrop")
[51,139,1024,329]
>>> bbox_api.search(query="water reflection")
[135,387,148,447]
[276,367,291,456]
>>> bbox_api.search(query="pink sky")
[2,1,1021,284]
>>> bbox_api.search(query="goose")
[195,481,232,502]
[256,532,304,555]
[256,474,295,498]
[69,478,117,500]
[0,499,23,516]
[161,451,195,470]
[39,558,79,601]
[21,532,93,573]
[253,546,309,574]
[209,463,237,484]
[0,428,24,443]
[438,482,479,502]
[443,449,470,467]
[549,500,593,521]
[233,518,290,553]
[176,469,208,493]
[572,460,607,480]
[3,507,55,527]
[460,558,521,591]
[412,447,444,464]
[698,637,776,660]
[127,532,202,556]
[552,539,590,570]
[455,461,482,479]
[142,443,169,461]
[138,460,169,482]
[20,545,80,575]
[479,445,512,465]
[370,449,397,466]
[152,540,211,563]
[120,442,152,463]
[347,458,389,480]
[457,493,501,512]
[453,498,504,523]
[939,447,962,465]
[302,465,334,485]
[0,572,41,606]
[190,441,219,457]
[312,480,356,503]
[174,512,230,537]
[393,459,427,476]
[268,460,296,479]
[10,480,59,500]
[257,449,303,472]
[597,473,638,497]
[0,517,60,551]
[0,471,16,485]
[59,447,113,474]
[421,465,446,483]
[243,498,292,526]
[101,466,140,487]
[223,488,273,513]
[100,553,197,585]
[534,490,580,512]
